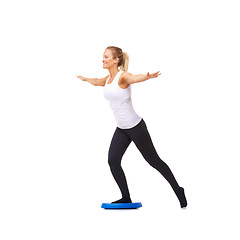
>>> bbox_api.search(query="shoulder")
[119,71,132,82]
[103,75,110,80]
[120,71,131,78]
[119,71,134,84]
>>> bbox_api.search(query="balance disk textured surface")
[101,202,142,209]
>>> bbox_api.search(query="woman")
[77,46,187,208]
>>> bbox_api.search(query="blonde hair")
[106,46,129,72]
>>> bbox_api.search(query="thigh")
[108,128,132,164]
[129,120,158,160]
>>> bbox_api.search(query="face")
[102,49,118,69]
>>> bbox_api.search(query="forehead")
[103,49,113,57]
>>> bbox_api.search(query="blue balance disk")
[101,202,142,209]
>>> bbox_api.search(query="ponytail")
[121,52,129,72]
[106,46,129,72]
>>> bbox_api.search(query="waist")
[111,107,142,129]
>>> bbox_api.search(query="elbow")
[92,79,99,86]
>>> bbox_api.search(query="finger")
[151,71,159,76]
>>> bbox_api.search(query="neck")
[108,67,120,78]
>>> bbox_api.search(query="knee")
[144,153,164,169]
[108,154,121,169]
[145,158,158,169]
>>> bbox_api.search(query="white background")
[1,0,240,239]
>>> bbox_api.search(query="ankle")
[112,196,132,204]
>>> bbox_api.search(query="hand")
[147,71,161,78]
[76,75,86,81]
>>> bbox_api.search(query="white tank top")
[103,70,142,129]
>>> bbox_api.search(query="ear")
[114,58,119,65]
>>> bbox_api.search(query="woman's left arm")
[122,71,161,84]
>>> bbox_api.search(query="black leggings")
[108,119,180,198]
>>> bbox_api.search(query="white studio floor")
[1,0,240,239]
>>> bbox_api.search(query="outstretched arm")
[77,75,109,86]
[122,71,161,85]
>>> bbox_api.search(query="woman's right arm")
[77,75,109,86]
